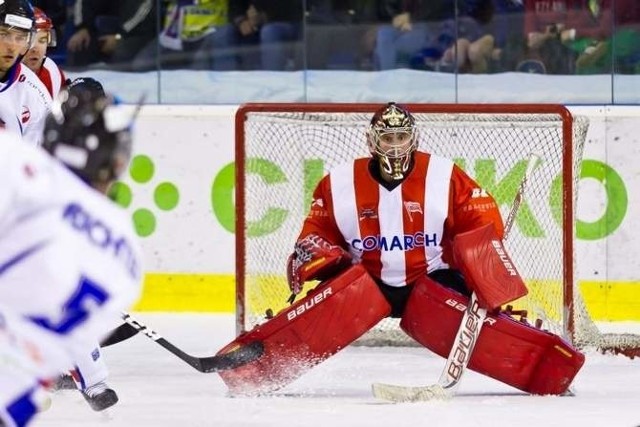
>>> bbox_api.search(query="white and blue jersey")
[0,132,143,426]
[0,62,52,145]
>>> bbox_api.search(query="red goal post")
[234,102,639,356]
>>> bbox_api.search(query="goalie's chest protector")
[329,152,454,287]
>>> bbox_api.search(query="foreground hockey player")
[21,7,65,98]
[0,88,143,426]
[49,77,127,411]
[217,102,585,396]
[0,0,52,145]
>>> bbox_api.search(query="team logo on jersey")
[308,198,328,218]
[21,106,30,124]
[63,202,140,280]
[471,188,489,198]
[351,231,438,252]
[19,74,26,82]
[0,117,4,129]
[403,201,422,222]
[359,207,378,220]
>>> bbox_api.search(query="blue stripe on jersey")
[0,241,49,275]
[0,62,20,93]
[6,385,38,427]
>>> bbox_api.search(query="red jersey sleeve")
[447,164,505,239]
[296,175,347,248]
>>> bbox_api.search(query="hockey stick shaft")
[120,312,264,373]
[436,152,540,392]
[373,153,540,402]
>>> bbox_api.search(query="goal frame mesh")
[235,102,580,347]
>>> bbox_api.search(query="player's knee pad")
[217,265,391,395]
[400,275,585,395]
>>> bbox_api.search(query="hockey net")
[235,103,640,356]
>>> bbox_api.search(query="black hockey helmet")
[42,87,136,184]
[0,0,35,32]
[66,76,106,97]
[367,102,418,180]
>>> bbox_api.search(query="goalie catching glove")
[287,234,352,298]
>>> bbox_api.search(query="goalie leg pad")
[400,275,585,395]
[217,265,391,395]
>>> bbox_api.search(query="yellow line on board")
[132,274,640,321]
[132,273,236,312]
[580,281,640,321]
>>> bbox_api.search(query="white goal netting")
[235,103,640,356]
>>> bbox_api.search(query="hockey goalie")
[217,102,585,396]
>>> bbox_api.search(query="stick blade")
[372,383,451,403]
[200,341,264,373]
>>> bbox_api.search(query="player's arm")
[451,223,527,310]
[287,175,352,298]
[445,166,526,309]
[448,164,505,238]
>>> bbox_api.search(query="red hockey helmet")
[367,102,418,181]
[33,7,56,47]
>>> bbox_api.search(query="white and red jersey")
[0,132,143,406]
[298,151,505,287]
[35,56,66,99]
[0,62,52,145]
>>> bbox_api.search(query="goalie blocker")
[401,275,585,395]
[217,265,391,394]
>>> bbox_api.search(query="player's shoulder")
[16,64,53,106]
[0,131,61,191]
[42,56,62,73]
[0,130,45,163]
[420,151,454,170]
[329,157,367,176]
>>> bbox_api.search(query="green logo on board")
[109,154,180,237]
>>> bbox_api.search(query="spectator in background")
[373,0,446,70]
[193,0,303,70]
[434,0,500,73]
[304,0,379,70]
[381,0,507,73]
[131,0,230,71]
[519,0,612,74]
[488,0,526,72]
[574,0,640,74]
[66,0,158,69]
[22,7,66,98]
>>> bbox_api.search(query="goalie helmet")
[42,88,135,185]
[367,102,418,181]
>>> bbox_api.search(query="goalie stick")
[372,152,541,403]
[119,312,264,373]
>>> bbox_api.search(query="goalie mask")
[42,88,137,185]
[367,102,418,181]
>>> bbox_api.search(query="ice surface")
[35,314,640,427]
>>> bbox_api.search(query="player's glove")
[286,234,352,300]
